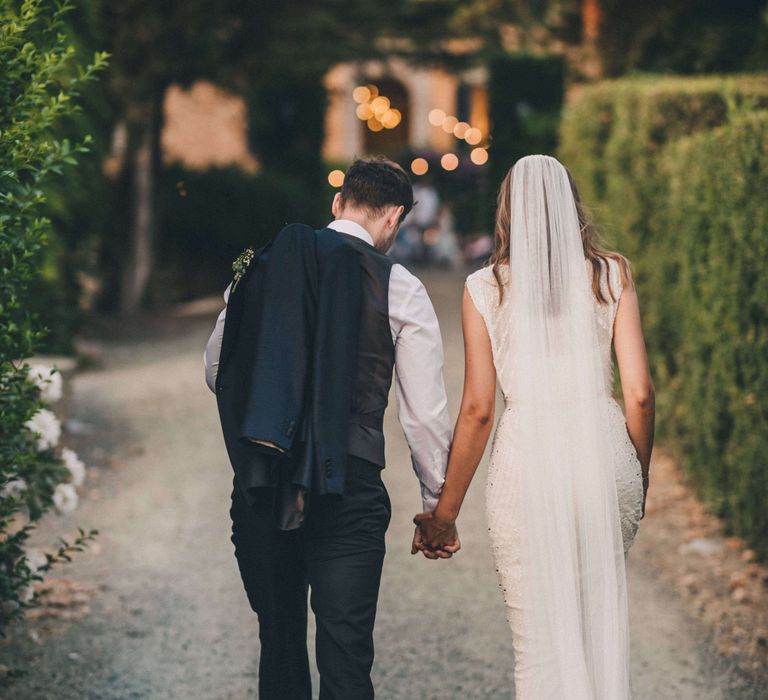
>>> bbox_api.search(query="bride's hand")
[413,511,461,556]
[411,526,441,559]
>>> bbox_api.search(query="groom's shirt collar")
[327,219,375,247]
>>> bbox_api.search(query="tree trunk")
[119,91,164,314]
[120,123,153,313]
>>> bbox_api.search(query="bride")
[415,155,655,699]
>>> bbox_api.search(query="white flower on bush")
[15,547,47,604]
[24,547,48,573]
[1,478,27,498]
[61,447,86,487]
[52,482,78,514]
[25,408,61,451]
[20,584,35,603]
[27,363,63,403]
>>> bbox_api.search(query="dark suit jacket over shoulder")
[215,224,361,527]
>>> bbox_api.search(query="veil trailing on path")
[507,155,630,698]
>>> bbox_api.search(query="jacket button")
[324,459,332,477]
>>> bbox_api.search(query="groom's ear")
[331,192,342,218]
[388,204,405,230]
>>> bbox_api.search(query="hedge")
[662,113,768,553]
[559,75,768,555]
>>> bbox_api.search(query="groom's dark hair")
[339,156,414,224]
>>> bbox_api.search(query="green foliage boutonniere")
[231,246,255,292]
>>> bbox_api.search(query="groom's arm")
[389,266,452,512]
[203,282,231,392]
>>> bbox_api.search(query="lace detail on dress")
[606,400,644,553]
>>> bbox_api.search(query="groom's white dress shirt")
[204,219,452,511]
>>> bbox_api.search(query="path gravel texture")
[2,270,761,700]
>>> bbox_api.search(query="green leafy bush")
[560,75,768,555]
[661,113,768,554]
[0,0,106,631]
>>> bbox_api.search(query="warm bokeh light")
[441,116,458,134]
[380,108,401,129]
[356,103,374,120]
[440,153,459,171]
[470,147,489,165]
[411,157,429,176]
[453,121,470,139]
[428,108,446,126]
[367,118,384,132]
[465,127,483,145]
[366,84,379,98]
[328,169,345,187]
[371,96,390,116]
[352,86,371,104]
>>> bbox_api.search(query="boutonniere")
[231,246,255,292]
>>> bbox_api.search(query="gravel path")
[2,270,760,700]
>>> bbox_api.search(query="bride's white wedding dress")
[466,256,643,699]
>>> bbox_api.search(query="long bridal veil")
[507,156,630,698]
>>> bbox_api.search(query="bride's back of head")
[489,154,632,305]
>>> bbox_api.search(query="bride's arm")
[613,282,655,512]
[416,286,496,547]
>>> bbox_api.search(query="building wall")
[323,59,488,163]
[161,81,258,173]
[161,64,488,172]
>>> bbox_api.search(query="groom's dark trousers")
[229,456,391,700]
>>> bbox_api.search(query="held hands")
[411,511,461,560]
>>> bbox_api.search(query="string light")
[353,85,404,132]
[328,170,345,187]
[440,153,459,171]
[426,106,486,146]
[356,103,374,120]
[381,109,402,129]
[428,109,446,126]
[371,96,390,116]
[465,127,483,145]
[441,116,458,134]
[411,158,429,176]
[470,147,488,165]
[453,121,470,139]
[352,86,371,104]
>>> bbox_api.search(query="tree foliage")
[597,0,768,76]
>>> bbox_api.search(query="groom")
[204,156,456,699]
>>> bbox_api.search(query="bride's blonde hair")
[489,160,633,304]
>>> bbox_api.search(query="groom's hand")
[411,526,442,559]
[412,511,461,557]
